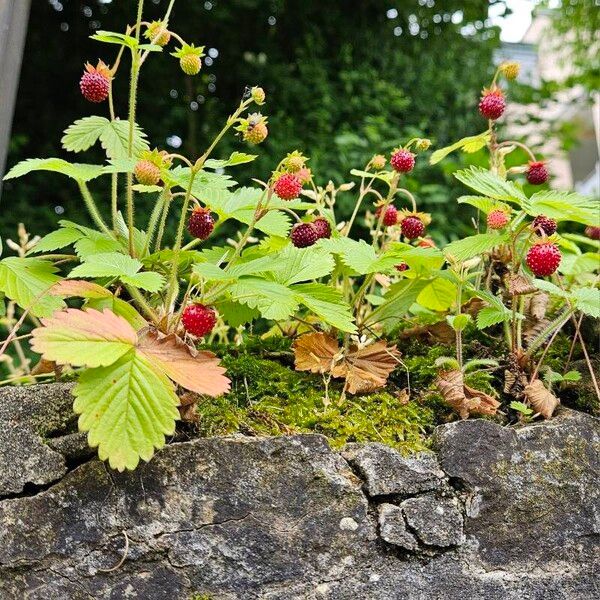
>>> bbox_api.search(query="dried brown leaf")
[293,332,341,373]
[524,379,559,419]
[138,328,230,397]
[340,341,401,394]
[293,333,399,394]
[399,321,455,344]
[529,292,549,321]
[436,370,500,419]
[505,272,537,296]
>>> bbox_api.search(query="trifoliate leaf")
[0,257,65,317]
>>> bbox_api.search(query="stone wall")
[0,384,598,599]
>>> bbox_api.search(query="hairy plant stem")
[166,170,197,320]
[497,140,537,162]
[344,175,375,237]
[126,284,159,325]
[125,0,145,257]
[144,187,170,256]
[455,278,464,370]
[78,182,113,237]
[154,195,171,253]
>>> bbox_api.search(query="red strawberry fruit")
[401,216,425,240]
[274,173,303,200]
[390,149,415,173]
[312,217,331,239]
[188,207,215,240]
[395,262,409,272]
[80,61,110,103]
[526,242,561,277]
[291,223,318,248]
[526,161,549,185]
[487,209,510,230]
[375,204,398,227]
[532,215,557,236]
[182,303,217,337]
[479,88,506,120]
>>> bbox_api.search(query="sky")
[490,0,536,43]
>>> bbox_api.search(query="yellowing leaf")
[30,308,138,368]
[137,329,230,397]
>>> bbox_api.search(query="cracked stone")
[0,383,75,496]
[400,494,465,547]
[378,503,418,550]
[1,384,599,599]
[342,443,445,496]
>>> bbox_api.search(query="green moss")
[195,342,436,453]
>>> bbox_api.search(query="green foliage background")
[3,0,508,243]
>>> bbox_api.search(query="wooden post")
[0,0,31,194]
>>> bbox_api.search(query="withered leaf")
[528,292,549,321]
[293,333,400,394]
[523,379,559,419]
[505,273,537,296]
[436,370,500,419]
[137,328,230,397]
[340,341,401,394]
[292,332,341,374]
[399,321,455,344]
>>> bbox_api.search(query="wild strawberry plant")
[0,7,598,472]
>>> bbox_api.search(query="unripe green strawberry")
[171,44,205,76]
[181,54,201,75]
[134,159,161,186]
[144,21,171,46]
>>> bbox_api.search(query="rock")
[0,383,75,496]
[342,443,445,496]
[400,494,464,547]
[377,503,418,550]
[0,385,599,599]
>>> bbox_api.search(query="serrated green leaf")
[215,300,260,327]
[386,244,445,274]
[90,30,139,49]
[262,245,336,285]
[454,166,527,204]
[227,278,300,320]
[523,191,599,225]
[0,257,65,317]
[457,196,512,215]
[30,307,137,367]
[572,287,600,318]
[3,158,105,182]
[317,238,380,275]
[74,350,179,471]
[447,314,471,332]
[417,277,457,311]
[292,282,356,333]
[444,233,507,262]
[121,271,164,292]
[204,151,257,169]
[365,279,430,333]
[84,297,147,330]
[476,307,508,329]
[98,119,149,160]
[559,252,599,276]
[429,131,491,165]
[28,228,84,254]
[69,252,141,279]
